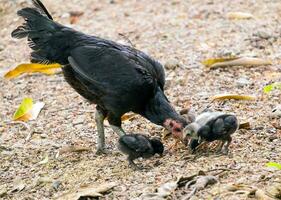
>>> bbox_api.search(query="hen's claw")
[96,148,110,155]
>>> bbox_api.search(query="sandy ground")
[0,0,281,199]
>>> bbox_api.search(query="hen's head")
[163,117,188,141]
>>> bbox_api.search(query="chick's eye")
[186,131,192,135]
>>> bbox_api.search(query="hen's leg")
[95,107,107,154]
[111,125,126,136]
[108,114,126,137]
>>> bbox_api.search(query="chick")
[118,134,164,169]
[183,112,239,154]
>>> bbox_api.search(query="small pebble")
[270,105,281,118]
[236,77,250,87]
[164,59,182,70]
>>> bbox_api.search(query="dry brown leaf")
[157,181,178,197]
[69,11,84,24]
[35,176,54,186]
[0,187,7,198]
[11,178,25,192]
[249,189,274,200]
[239,122,251,129]
[190,175,218,191]
[121,113,136,121]
[224,183,249,192]
[56,145,91,158]
[4,63,61,79]
[55,182,117,200]
[266,183,281,199]
[227,12,254,20]
[142,180,178,199]
[203,57,271,69]
[212,94,256,101]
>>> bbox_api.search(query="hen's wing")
[67,45,159,113]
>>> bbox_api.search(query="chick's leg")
[95,108,107,154]
[221,137,232,155]
[128,157,141,170]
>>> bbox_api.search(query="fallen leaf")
[35,176,54,186]
[38,155,49,165]
[266,162,281,170]
[55,182,117,200]
[69,11,84,24]
[202,57,238,67]
[182,175,218,200]
[224,183,249,192]
[202,57,271,69]
[28,102,45,120]
[13,98,33,120]
[141,180,178,199]
[4,63,61,79]
[266,183,281,199]
[13,98,45,121]
[157,181,178,197]
[239,122,251,129]
[192,175,218,190]
[212,94,256,101]
[121,113,136,121]
[248,189,274,200]
[227,12,254,20]
[0,187,7,198]
[264,82,281,93]
[11,178,25,192]
[56,145,91,158]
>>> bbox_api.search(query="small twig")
[48,106,77,114]
[3,120,30,130]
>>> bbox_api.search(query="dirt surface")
[0,0,281,199]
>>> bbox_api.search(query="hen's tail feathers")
[11,0,60,63]
[31,0,53,20]
[11,0,53,39]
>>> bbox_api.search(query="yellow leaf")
[202,57,271,69]
[227,12,254,20]
[13,98,33,121]
[4,63,61,79]
[202,57,238,67]
[212,94,256,101]
[13,98,45,122]
[28,102,45,120]
[121,113,136,121]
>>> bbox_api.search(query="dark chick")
[118,134,164,169]
[183,112,239,154]
[12,0,188,154]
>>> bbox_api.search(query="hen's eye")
[174,128,181,132]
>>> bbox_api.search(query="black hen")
[12,0,187,154]
[183,112,239,154]
[118,134,164,169]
